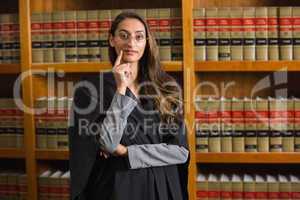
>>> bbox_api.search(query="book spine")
[293,7,300,60]
[279,7,293,60]
[11,14,20,63]
[220,99,232,152]
[64,11,77,62]
[206,8,219,61]
[147,9,160,47]
[159,8,172,61]
[171,8,183,61]
[0,15,3,64]
[243,7,256,61]
[255,7,268,60]
[31,12,43,63]
[269,98,283,152]
[2,14,13,64]
[42,13,54,63]
[52,11,65,63]
[268,7,279,60]
[230,7,243,60]
[218,7,231,61]
[193,8,206,61]
[87,10,100,62]
[77,11,88,62]
[207,100,221,152]
[99,10,111,61]
[232,99,245,152]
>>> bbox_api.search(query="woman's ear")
[109,34,115,47]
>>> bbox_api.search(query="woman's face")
[110,18,147,63]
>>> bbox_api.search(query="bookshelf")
[0,0,298,200]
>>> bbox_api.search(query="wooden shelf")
[196,152,300,164]
[36,149,69,160]
[195,61,300,72]
[0,64,20,74]
[32,61,183,73]
[0,148,25,159]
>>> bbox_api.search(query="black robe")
[69,72,190,200]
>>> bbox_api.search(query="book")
[207,98,221,152]
[220,174,232,199]
[38,170,52,200]
[147,9,160,47]
[11,14,19,63]
[243,7,256,61]
[35,97,48,149]
[171,8,183,61]
[1,14,13,63]
[207,174,220,199]
[206,8,218,61]
[269,97,283,152]
[197,174,208,200]
[193,8,206,61]
[255,7,268,60]
[220,97,232,152]
[232,174,243,200]
[47,97,58,149]
[243,174,255,199]
[48,170,63,200]
[99,10,111,61]
[279,7,293,60]
[87,10,100,62]
[256,97,269,152]
[268,7,279,60]
[267,174,280,199]
[293,7,300,60]
[60,171,70,200]
[230,7,243,60]
[31,12,44,63]
[290,175,300,199]
[159,8,172,61]
[42,13,54,63]
[64,11,77,62]
[278,174,291,199]
[52,11,65,63]
[77,11,89,62]
[218,7,231,61]
[255,175,268,199]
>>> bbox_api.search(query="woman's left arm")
[126,121,189,169]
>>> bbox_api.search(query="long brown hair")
[108,11,182,123]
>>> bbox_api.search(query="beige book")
[56,97,69,150]
[1,14,13,64]
[99,10,111,61]
[135,9,147,19]
[48,171,63,200]
[243,7,256,60]
[293,7,300,60]
[7,173,18,200]
[195,96,210,131]
[267,175,279,199]
[230,7,243,60]
[269,97,283,152]
[65,11,77,62]
[279,7,293,60]
[268,7,279,60]
[207,174,220,199]
[290,175,300,199]
[193,8,206,61]
[147,9,160,46]
[232,98,245,152]
[38,170,52,200]
[255,97,269,152]
[77,11,88,62]
[231,174,243,200]
[197,174,208,200]
[42,13,54,63]
[279,174,292,199]
[218,7,231,61]
[15,107,24,148]
[111,9,122,21]
[243,174,255,200]
[196,122,208,152]
[87,10,100,62]
[281,99,294,152]
[60,171,70,200]
[18,174,27,200]
[171,8,183,61]
[255,175,268,199]
[220,97,232,152]
[255,7,268,60]
[11,14,20,63]
[47,97,58,149]
[220,174,232,199]
[207,98,221,152]
[35,97,48,149]
[244,98,257,131]
[52,11,65,63]
[206,8,218,61]
[159,8,171,61]
[31,12,43,63]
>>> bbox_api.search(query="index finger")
[114,50,123,66]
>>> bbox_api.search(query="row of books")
[195,97,300,132]
[195,129,300,152]
[0,98,24,148]
[197,173,300,199]
[38,170,70,200]
[31,8,182,63]
[0,13,20,64]
[193,7,300,61]
[0,172,27,200]
[35,97,72,150]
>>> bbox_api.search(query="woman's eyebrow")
[118,29,145,34]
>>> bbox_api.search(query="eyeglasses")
[116,30,147,45]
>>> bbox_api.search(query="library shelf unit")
[0,0,298,200]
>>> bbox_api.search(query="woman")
[69,11,189,200]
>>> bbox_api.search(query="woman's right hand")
[112,50,133,95]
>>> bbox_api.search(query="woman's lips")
[124,50,138,55]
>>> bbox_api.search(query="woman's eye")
[136,34,145,41]
[119,32,128,40]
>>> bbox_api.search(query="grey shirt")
[97,92,189,169]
